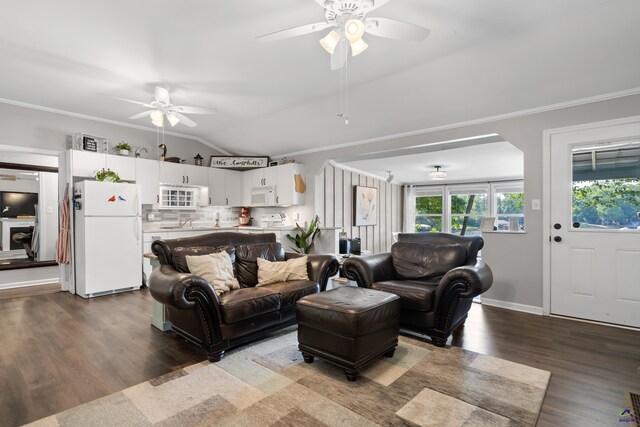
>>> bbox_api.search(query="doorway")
[545,117,640,328]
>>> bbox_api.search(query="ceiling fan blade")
[171,112,197,128]
[112,96,154,108]
[330,39,348,70]
[365,17,430,41]
[172,106,218,115]
[363,0,393,13]
[155,86,171,104]
[256,22,333,42]
[128,110,153,120]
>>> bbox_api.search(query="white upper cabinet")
[135,158,160,205]
[106,155,136,181]
[69,151,106,178]
[275,163,305,206]
[69,150,135,182]
[208,168,244,206]
[226,170,244,206]
[208,168,227,206]
[158,162,208,186]
[249,167,277,188]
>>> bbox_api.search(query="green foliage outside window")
[572,179,640,229]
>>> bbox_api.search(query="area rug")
[28,328,550,426]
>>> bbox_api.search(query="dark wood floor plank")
[0,289,638,426]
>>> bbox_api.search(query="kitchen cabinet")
[208,168,244,206]
[242,163,306,207]
[68,150,136,181]
[248,166,277,188]
[159,162,208,186]
[274,163,305,206]
[106,155,136,181]
[135,158,160,205]
[69,151,106,178]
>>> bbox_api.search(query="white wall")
[290,93,640,309]
[0,177,39,193]
[38,171,58,260]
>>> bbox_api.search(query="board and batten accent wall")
[317,163,403,254]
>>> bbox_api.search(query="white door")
[226,170,244,206]
[184,164,209,186]
[106,155,136,181]
[135,158,160,205]
[550,119,640,328]
[208,168,227,206]
[80,181,140,217]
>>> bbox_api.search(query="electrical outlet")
[531,199,541,211]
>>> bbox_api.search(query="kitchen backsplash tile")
[142,205,241,223]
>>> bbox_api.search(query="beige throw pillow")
[186,251,241,296]
[256,256,309,286]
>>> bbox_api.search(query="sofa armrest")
[436,259,493,303]
[285,252,340,291]
[149,264,221,312]
[342,253,396,288]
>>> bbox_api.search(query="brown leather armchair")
[342,233,492,347]
[149,232,339,361]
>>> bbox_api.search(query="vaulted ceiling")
[1,0,639,157]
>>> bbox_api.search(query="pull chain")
[337,44,350,125]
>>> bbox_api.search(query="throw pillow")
[235,242,285,287]
[256,256,309,286]
[185,251,241,296]
[172,245,235,273]
[391,242,466,279]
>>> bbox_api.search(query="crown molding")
[277,87,640,159]
[0,97,232,155]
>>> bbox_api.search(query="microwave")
[250,186,276,206]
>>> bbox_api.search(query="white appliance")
[250,186,276,206]
[73,181,142,298]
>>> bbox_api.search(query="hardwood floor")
[0,290,638,426]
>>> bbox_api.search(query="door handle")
[553,236,562,242]
[554,223,561,230]
[209,197,212,205]
[186,176,189,184]
[226,197,228,205]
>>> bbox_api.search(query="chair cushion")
[371,279,439,312]
[172,245,235,273]
[258,280,319,308]
[256,256,309,286]
[391,242,465,279]
[236,242,285,287]
[217,287,281,324]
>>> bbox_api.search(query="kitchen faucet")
[135,147,149,158]
[178,217,193,228]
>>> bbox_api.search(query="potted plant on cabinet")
[114,142,131,156]
[286,215,321,254]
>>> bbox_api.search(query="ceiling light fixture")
[166,112,180,127]
[429,165,447,181]
[386,171,394,183]
[320,30,340,54]
[344,19,368,56]
[150,109,164,127]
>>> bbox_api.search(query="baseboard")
[481,298,544,315]
[0,278,60,290]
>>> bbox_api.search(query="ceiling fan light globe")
[150,109,164,127]
[320,30,340,54]
[345,19,365,42]
[166,112,180,127]
[350,38,368,56]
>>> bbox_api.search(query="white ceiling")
[1,1,639,157]
[340,139,524,184]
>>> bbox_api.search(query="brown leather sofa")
[342,232,493,347]
[149,232,339,361]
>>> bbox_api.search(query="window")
[160,187,196,209]
[448,186,489,236]
[415,188,443,233]
[571,142,640,231]
[409,181,524,235]
[493,183,525,231]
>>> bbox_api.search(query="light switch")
[46,206,53,214]
[531,199,541,211]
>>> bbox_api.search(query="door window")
[571,141,640,231]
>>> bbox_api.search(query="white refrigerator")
[73,181,142,298]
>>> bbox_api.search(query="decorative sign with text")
[209,156,269,170]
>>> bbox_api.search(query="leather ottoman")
[296,286,400,381]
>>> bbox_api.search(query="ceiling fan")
[115,86,218,128]
[256,0,430,70]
